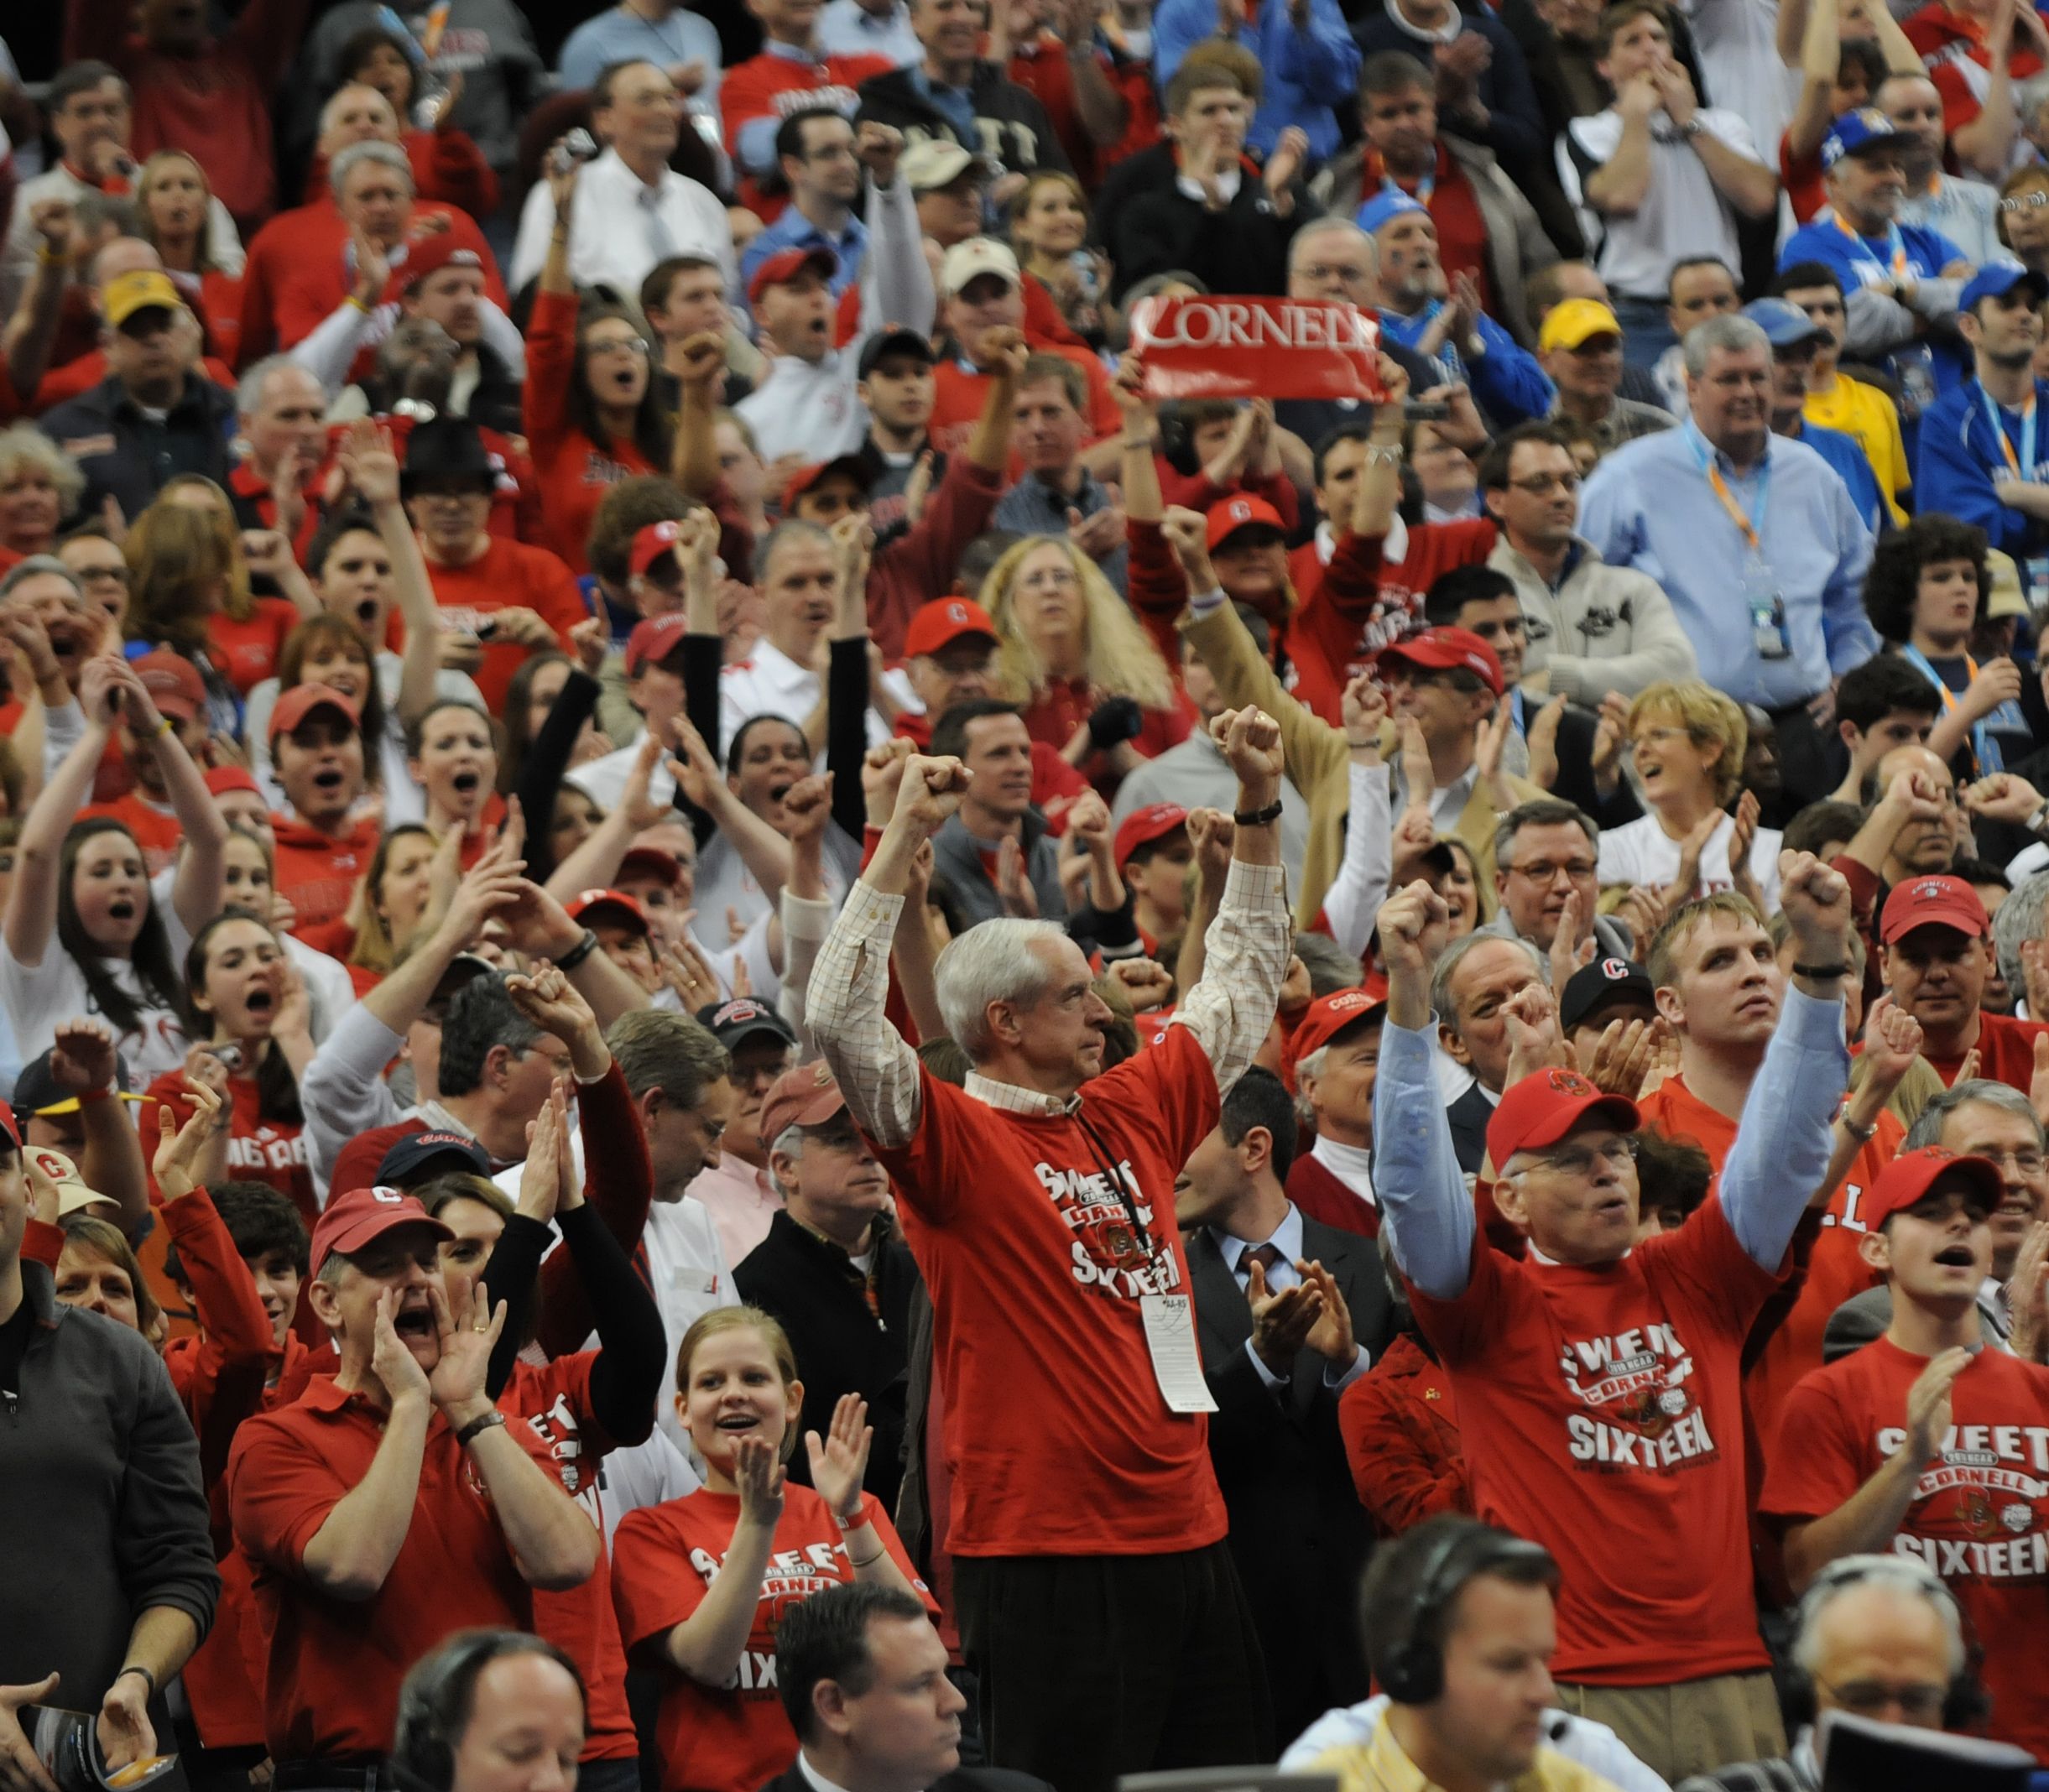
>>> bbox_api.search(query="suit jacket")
[1447,1081,1495,1175]
[1185,1216,1392,1743]
[1822,1280,2011,1365]
[759,1763,1054,1792]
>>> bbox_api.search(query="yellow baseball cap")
[1539,297,1624,354]
[102,269,182,331]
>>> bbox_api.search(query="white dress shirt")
[1211,1202,1369,1391]
[719,636,893,752]
[511,145,738,308]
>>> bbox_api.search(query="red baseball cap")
[1289,989,1388,1067]
[618,845,682,888]
[1113,802,1188,868]
[309,1184,452,1280]
[389,232,485,300]
[1880,874,1990,944]
[759,1059,848,1149]
[1859,1145,2006,1232]
[1379,627,1504,698]
[904,597,998,660]
[748,244,838,307]
[132,650,204,722]
[205,764,262,798]
[269,682,361,742]
[780,455,873,515]
[1486,1066,1640,1169]
[566,887,650,933]
[625,612,691,675]
[629,518,687,581]
[1205,494,1286,552]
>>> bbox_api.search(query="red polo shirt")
[270,814,380,934]
[226,1376,560,1761]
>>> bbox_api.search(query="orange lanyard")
[1829,208,1909,279]
[1705,463,1760,552]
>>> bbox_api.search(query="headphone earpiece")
[1379,1527,1554,1707]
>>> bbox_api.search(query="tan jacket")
[1183,601,1541,926]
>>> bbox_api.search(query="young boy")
[1113,804,1192,952]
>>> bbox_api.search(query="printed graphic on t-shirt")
[1561,1321,1721,1472]
[227,1126,310,1179]
[1879,1420,2049,1581]
[688,1540,852,1696]
[524,1391,597,1509]
[1035,1155,1182,1300]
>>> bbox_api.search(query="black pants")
[952,1542,1275,1792]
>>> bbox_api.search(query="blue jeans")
[1611,294,1678,369]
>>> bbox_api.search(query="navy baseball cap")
[1820,107,1900,168]
[377,1130,492,1187]
[1960,263,2049,313]
[1742,297,1829,352]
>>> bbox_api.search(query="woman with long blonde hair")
[134,150,243,362]
[978,533,1190,789]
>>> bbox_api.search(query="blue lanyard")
[1978,381,2037,481]
[1899,641,2000,774]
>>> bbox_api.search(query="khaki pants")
[1552,1671,1786,1785]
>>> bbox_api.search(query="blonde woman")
[1597,680,1780,913]
[979,533,1190,788]
[134,151,244,363]
[0,427,83,560]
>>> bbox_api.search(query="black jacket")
[759,1763,1054,1792]
[1185,1216,1389,1747]
[360,341,524,437]
[42,371,236,524]
[734,1208,920,1508]
[855,64,1071,179]
[0,1259,219,1727]
[1099,143,1306,303]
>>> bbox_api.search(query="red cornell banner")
[1129,296,1389,401]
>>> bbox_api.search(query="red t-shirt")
[1364,145,1494,320]
[144,1069,317,1230]
[868,1026,1231,1555]
[79,792,182,877]
[1902,1,2045,135]
[612,1484,934,1792]
[1636,1073,1899,1464]
[501,1355,639,1761]
[1779,128,1827,223]
[718,49,895,216]
[211,597,304,695]
[1408,1195,1783,1683]
[269,814,380,935]
[227,1377,561,1760]
[1921,1009,2049,1093]
[1760,1337,2049,1762]
[1017,673,1192,794]
[422,536,589,711]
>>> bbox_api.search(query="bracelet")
[456,1409,507,1448]
[554,927,600,972]
[847,1545,887,1568]
[77,1083,111,1105]
[1839,1109,1877,1143]
[833,1506,868,1531]
[1792,961,1852,982]
[152,714,175,739]
[1362,441,1404,466]
[2029,800,2049,837]
[346,293,369,313]
[1233,799,1284,827]
[114,1666,154,1699]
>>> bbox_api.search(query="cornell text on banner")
[1129,297,1389,402]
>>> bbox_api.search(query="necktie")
[1243,1241,1285,1285]
[639,184,676,263]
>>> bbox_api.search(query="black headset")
[1378,1525,1558,1707]
[389,1630,587,1792]
[1780,1555,1991,1736]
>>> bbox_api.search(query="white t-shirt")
[154,867,357,1045]
[1557,106,1756,300]
[1596,810,1783,911]
[0,940,188,1087]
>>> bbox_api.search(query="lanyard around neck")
[1829,208,1909,279]
[1685,423,1766,551]
[1979,380,2036,478]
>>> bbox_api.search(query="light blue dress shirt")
[739,202,871,302]
[1577,419,1878,709]
[1212,1205,1369,1391]
[817,0,925,67]
[558,4,724,119]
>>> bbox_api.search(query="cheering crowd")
[11,0,2049,1787]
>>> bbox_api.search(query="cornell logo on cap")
[948,602,967,622]
[1601,958,1629,979]
[373,1186,404,1205]
[1230,500,1250,521]
[1545,1070,1597,1096]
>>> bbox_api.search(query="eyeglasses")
[587,336,649,357]
[1972,1146,2048,1178]
[1509,858,1597,883]
[1814,1676,1947,1723]
[1508,473,1580,495]
[1530,1136,1640,1177]
[1297,263,1371,286]
[2000,190,2049,211]
[1630,725,1692,748]
[73,564,130,586]
[1018,565,1079,593]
